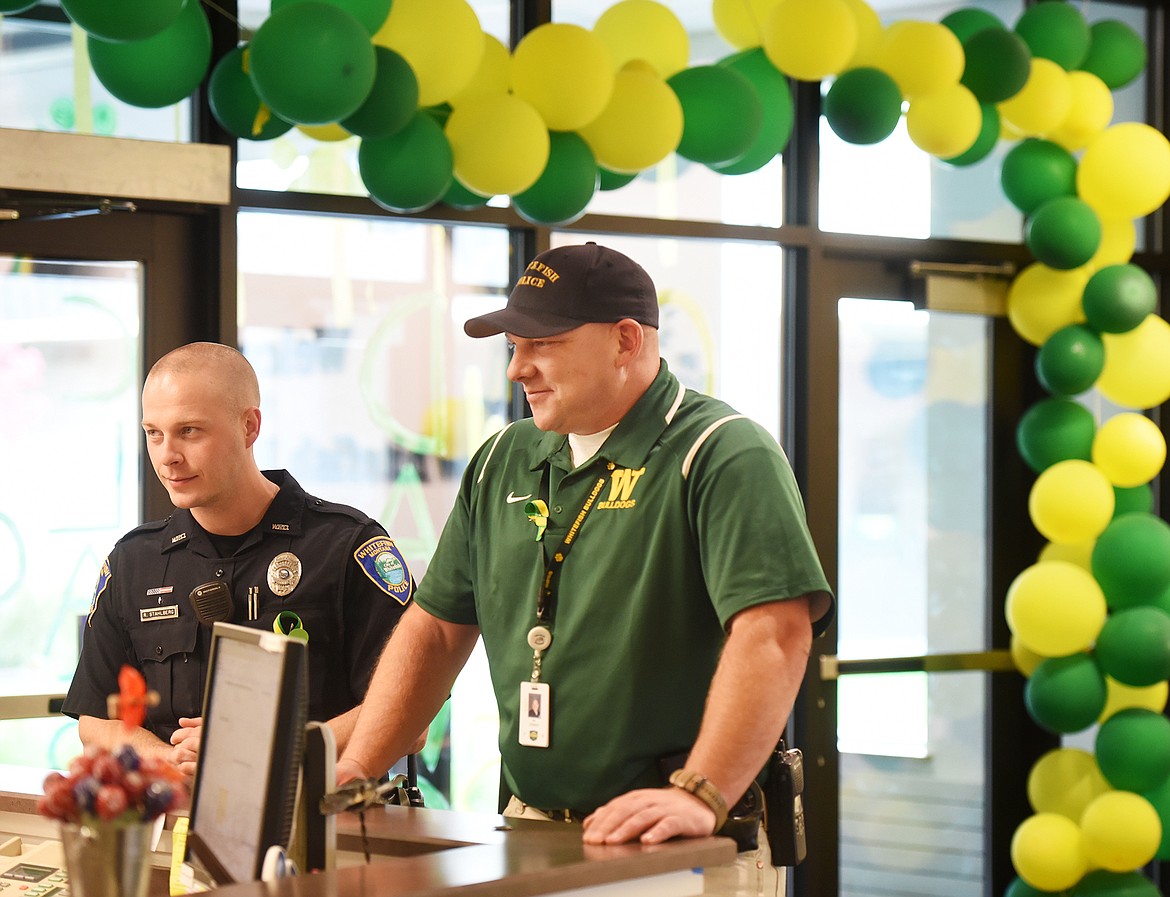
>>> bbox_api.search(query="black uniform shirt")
[62,470,413,740]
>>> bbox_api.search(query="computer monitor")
[185,622,309,886]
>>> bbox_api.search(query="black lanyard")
[535,467,609,625]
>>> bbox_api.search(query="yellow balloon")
[1080,791,1161,872]
[1006,263,1089,346]
[445,93,549,196]
[1028,459,1115,545]
[762,0,857,82]
[1092,412,1167,487]
[1038,540,1094,571]
[1100,677,1170,723]
[842,0,882,68]
[1011,635,1044,677]
[1098,315,1170,410]
[578,61,683,174]
[906,83,981,158]
[1011,813,1089,892]
[511,23,614,131]
[998,58,1073,138]
[375,0,484,107]
[1086,217,1136,271]
[1078,122,1170,221]
[1028,748,1110,820]
[876,20,964,98]
[296,123,352,142]
[447,33,511,108]
[593,0,689,78]
[1000,116,1026,142]
[1005,560,1107,657]
[712,0,779,49]
[1050,71,1114,153]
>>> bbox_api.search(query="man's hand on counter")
[581,786,717,846]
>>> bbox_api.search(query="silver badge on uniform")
[267,551,302,597]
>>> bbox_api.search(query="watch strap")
[668,768,730,831]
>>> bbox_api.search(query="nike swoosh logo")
[506,492,533,503]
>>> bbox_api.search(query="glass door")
[0,207,218,775]
[793,249,1029,897]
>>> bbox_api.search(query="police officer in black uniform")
[62,342,415,774]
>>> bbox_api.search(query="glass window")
[549,232,784,437]
[0,255,141,770]
[0,15,192,140]
[237,212,510,811]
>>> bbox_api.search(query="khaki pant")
[503,797,786,897]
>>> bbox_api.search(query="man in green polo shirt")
[339,243,833,896]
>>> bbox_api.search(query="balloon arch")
[7,0,1170,892]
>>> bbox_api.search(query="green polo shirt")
[417,361,832,812]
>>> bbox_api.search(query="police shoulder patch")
[88,557,112,626]
[353,537,413,606]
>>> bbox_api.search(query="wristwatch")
[668,768,729,831]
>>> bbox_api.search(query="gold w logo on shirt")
[600,467,646,508]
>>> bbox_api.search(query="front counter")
[0,767,736,897]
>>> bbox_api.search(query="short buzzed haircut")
[145,342,260,414]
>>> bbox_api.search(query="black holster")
[761,744,807,866]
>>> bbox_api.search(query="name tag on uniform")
[140,606,179,622]
[519,681,550,748]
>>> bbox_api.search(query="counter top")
[2,779,736,897]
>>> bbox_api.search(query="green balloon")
[208,45,293,141]
[1014,2,1091,71]
[1082,265,1157,335]
[61,0,184,42]
[1081,20,1147,91]
[513,131,598,226]
[271,0,391,35]
[1035,324,1104,396]
[668,65,762,166]
[1071,870,1161,897]
[341,46,419,139]
[941,7,1004,43]
[712,48,794,175]
[962,27,1031,104]
[1025,652,1106,734]
[358,111,452,214]
[823,67,902,145]
[599,167,637,191]
[944,103,999,167]
[1016,397,1095,473]
[1114,484,1154,518]
[442,178,490,210]
[1091,513,1170,610]
[1000,139,1077,215]
[1004,877,1064,897]
[87,0,210,108]
[249,2,376,125]
[1026,197,1101,270]
[0,0,38,13]
[1096,611,1170,689]
[1096,707,1170,792]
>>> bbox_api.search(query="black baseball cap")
[463,242,659,339]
